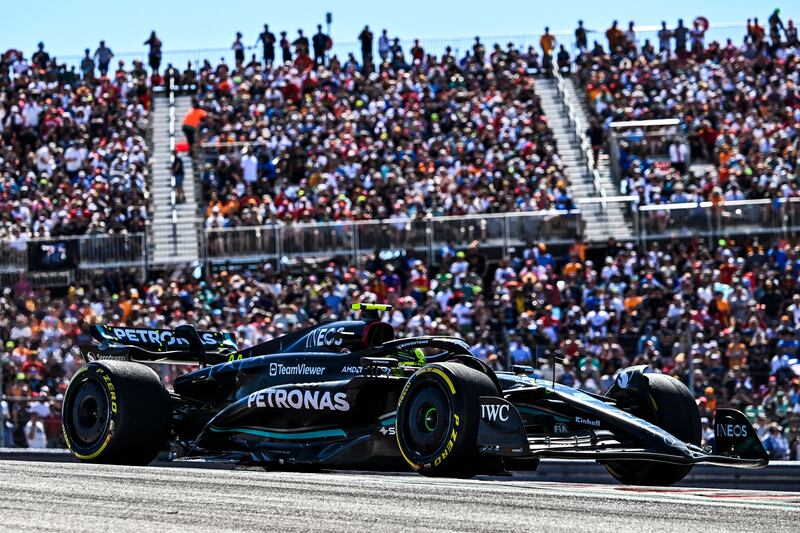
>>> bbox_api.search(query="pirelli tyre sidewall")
[62,361,170,465]
[395,362,496,477]
[62,365,115,460]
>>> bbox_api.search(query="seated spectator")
[191,42,574,228]
[0,51,151,238]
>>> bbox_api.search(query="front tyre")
[395,362,497,477]
[604,373,701,485]
[62,361,170,465]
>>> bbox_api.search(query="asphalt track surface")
[1,460,798,532]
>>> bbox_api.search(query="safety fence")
[637,197,800,248]
[0,233,147,274]
[203,210,582,266]
[5,195,800,277]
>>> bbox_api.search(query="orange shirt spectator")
[183,106,206,129]
[540,32,556,56]
[562,259,582,277]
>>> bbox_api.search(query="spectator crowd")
[0,43,151,241]
[2,236,800,458]
[183,35,574,229]
[2,13,800,461]
[574,11,800,212]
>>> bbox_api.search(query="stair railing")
[550,63,607,211]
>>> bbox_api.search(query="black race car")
[63,304,768,485]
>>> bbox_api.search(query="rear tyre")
[395,362,497,477]
[62,361,171,465]
[604,373,701,486]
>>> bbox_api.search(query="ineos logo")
[716,423,748,438]
[305,327,345,348]
[481,403,509,422]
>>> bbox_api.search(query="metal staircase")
[150,94,200,265]
[535,75,633,243]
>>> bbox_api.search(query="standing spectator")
[473,37,486,62]
[293,29,309,56]
[182,99,206,150]
[674,19,689,54]
[657,21,673,54]
[1,397,12,448]
[145,31,162,74]
[80,48,94,79]
[358,25,373,69]
[312,24,328,66]
[669,140,688,174]
[389,38,404,67]
[624,21,636,51]
[689,20,706,54]
[172,150,185,204]
[232,32,245,67]
[786,19,798,46]
[31,42,50,69]
[764,423,790,460]
[769,9,785,45]
[748,17,765,45]
[575,20,588,51]
[44,404,62,448]
[605,20,623,52]
[556,45,570,73]
[240,145,258,186]
[257,24,276,66]
[25,412,47,449]
[378,29,390,62]
[280,31,291,63]
[411,39,424,63]
[540,26,556,63]
[94,40,113,75]
[586,118,604,167]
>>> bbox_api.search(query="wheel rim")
[68,379,110,448]
[403,382,451,456]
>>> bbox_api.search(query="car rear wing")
[84,324,239,366]
[90,325,238,352]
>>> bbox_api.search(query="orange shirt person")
[540,27,556,56]
[182,100,207,149]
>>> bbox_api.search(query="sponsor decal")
[553,423,569,434]
[663,434,680,447]
[716,423,748,438]
[305,326,345,348]
[100,327,220,347]
[575,416,601,427]
[432,414,459,467]
[341,366,362,374]
[379,426,396,436]
[481,403,510,422]
[395,339,429,349]
[616,371,630,389]
[247,389,350,411]
[269,363,326,377]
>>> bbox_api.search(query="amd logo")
[481,403,510,422]
[716,423,748,438]
[305,327,345,348]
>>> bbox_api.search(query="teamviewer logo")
[269,363,278,376]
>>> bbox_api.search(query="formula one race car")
[62,304,768,485]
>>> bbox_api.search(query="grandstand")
[1,12,799,460]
